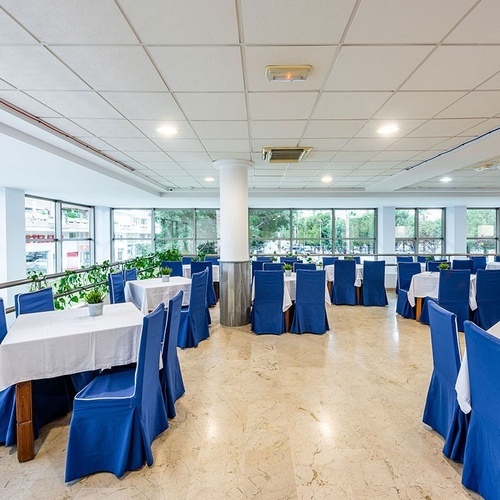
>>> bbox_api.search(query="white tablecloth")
[456,321,500,414]
[324,264,363,287]
[486,262,500,270]
[407,271,477,310]
[125,277,191,314]
[183,264,219,282]
[0,303,144,392]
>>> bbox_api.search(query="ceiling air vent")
[262,147,312,163]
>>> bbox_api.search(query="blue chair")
[396,256,413,295]
[191,261,216,306]
[280,256,300,263]
[160,291,185,419]
[495,256,500,262]
[293,262,316,272]
[263,262,284,270]
[452,259,473,271]
[256,256,272,262]
[182,256,194,265]
[322,257,338,267]
[419,270,471,331]
[361,261,388,307]
[470,256,487,274]
[205,255,219,265]
[474,270,500,330]
[250,271,285,335]
[331,259,356,305]
[462,321,500,498]
[422,302,469,462]
[395,262,422,319]
[108,271,125,304]
[65,303,168,482]
[251,260,264,279]
[426,260,448,272]
[161,261,183,277]
[417,256,427,263]
[0,298,16,446]
[14,287,55,316]
[290,270,329,334]
[177,269,210,348]
[123,268,138,281]
[352,256,361,265]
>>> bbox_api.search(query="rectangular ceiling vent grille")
[262,147,312,163]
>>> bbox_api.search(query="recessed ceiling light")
[440,176,452,183]
[156,125,178,136]
[377,124,399,135]
[265,65,312,82]
[204,177,215,182]
[321,175,333,183]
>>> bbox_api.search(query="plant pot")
[88,302,103,317]
[162,275,170,282]
[285,269,292,277]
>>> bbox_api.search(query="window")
[395,208,444,255]
[62,203,92,270]
[112,209,152,261]
[195,209,220,255]
[292,210,332,254]
[466,208,498,254]
[334,209,376,254]
[249,209,291,255]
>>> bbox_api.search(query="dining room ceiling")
[1,0,500,198]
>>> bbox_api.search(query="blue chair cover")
[191,261,217,306]
[177,269,210,348]
[123,268,138,281]
[495,255,500,262]
[395,263,422,319]
[160,291,185,419]
[290,270,329,334]
[108,272,125,304]
[396,256,414,294]
[263,262,284,270]
[419,270,470,331]
[182,256,194,265]
[462,321,500,498]
[205,255,219,265]
[331,260,356,305]
[452,259,473,271]
[293,262,316,272]
[352,256,361,265]
[65,303,168,482]
[250,271,285,335]
[251,260,264,279]
[9,289,73,446]
[280,256,300,263]
[256,256,272,262]
[474,270,500,330]
[422,302,469,462]
[161,261,183,277]
[417,256,427,263]
[322,257,338,267]
[470,256,486,274]
[361,261,388,307]
[426,260,448,272]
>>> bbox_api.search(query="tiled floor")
[0,298,481,499]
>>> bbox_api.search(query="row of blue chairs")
[254,256,362,265]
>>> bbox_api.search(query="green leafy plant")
[346,256,354,261]
[84,288,104,304]
[283,263,293,270]
[438,262,450,270]
[159,266,173,276]
[425,255,434,261]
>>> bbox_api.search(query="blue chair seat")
[251,270,285,335]
[395,263,422,319]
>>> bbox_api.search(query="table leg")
[16,381,35,462]
[415,298,422,322]
[285,309,291,332]
[356,287,361,304]
[327,282,332,294]
[214,282,220,301]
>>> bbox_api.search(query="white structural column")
[378,206,396,288]
[446,206,467,255]
[214,159,252,326]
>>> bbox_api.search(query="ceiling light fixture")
[204,177,215,182]
[156,125,178,136]
[265,65,312,82]
[440,176,452,183]
[377,124,399,135]
[321,175,333,183]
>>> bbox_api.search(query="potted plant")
[346,256,354,261]
[283,263,293,276]
[159,266,173,282]
[438,262,450,271]
[85,288,105,317]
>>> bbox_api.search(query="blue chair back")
[438,270,470,331]
[161,261,183,277]
[397,256,414,263]
[352,256,361,265]
[280,256,300,263]
[426,260,448,272]
[191,261,217,306]
[161,291,185,418]
[361,261,387,307]
[108,271,125,304]
[462,321,500,496]
[263,262,284,271]
[474,270,500,330]
[397,262,422,291]
[251,271,285,334]
[0,298,8,343]
[14,288,54,317]
[322,257,338,266]
[417,256,427,263]
[452,259,473,271]
[470,256,487,274]
[291,270,329,334]
[251,260,264,278]
[293,262,316,272]
[496,256,500,262]
[332,260,356,305]
[123,268,138,281]
[256,256,272,262]
[205,256,219,265]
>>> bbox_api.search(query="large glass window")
[292,210,332,254]
[249,209,291,254]
[113,209,152,261]
[195,209,220,255]
[467,208,498,254]
[395,208,444,254]
[334,209,376,254]
[155,209,194,254]
[62,203,92,270]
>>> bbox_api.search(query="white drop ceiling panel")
[458,118,500,137]
[139,162,180,171]
[429,137,474,151]
[43,118,93,137]
[312,92,392,120]
[332,151,377,161]
[342,137,398,151]
[303,120,366,138]
[201,139,250,153]
[326,46,432,91]
[324,161,366,170]
[437,91,500,119]
[174,93,247,120]
[167,152,212,162]
[191,121,249,140]
[78,137,117,151]
[248,92,318,120]
[408,119,484,138]
[355,120,425,138]
[387,137,449,151]
[299,138,349,150]
[211,152,252,161]
[372,151,421,162]
[251,139,298,152]
[0,91,61,118]
[51,46,166,92]
[250,121,307,139]
[479,72,500,91]
[0,81,14,90]
[152,138,206,152]
[118,0,239,45]
[131,120,197,139]
[149,46,244,92]
[71,119,145,138]
[103,137,160,152]
[0,9,37,44]
[125,152,172,162]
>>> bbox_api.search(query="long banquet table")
[0,302,144,462]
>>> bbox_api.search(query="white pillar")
[446,206,467,256]
[214,159,253,326]
[94,206,111,264]
[378,206,396,288]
